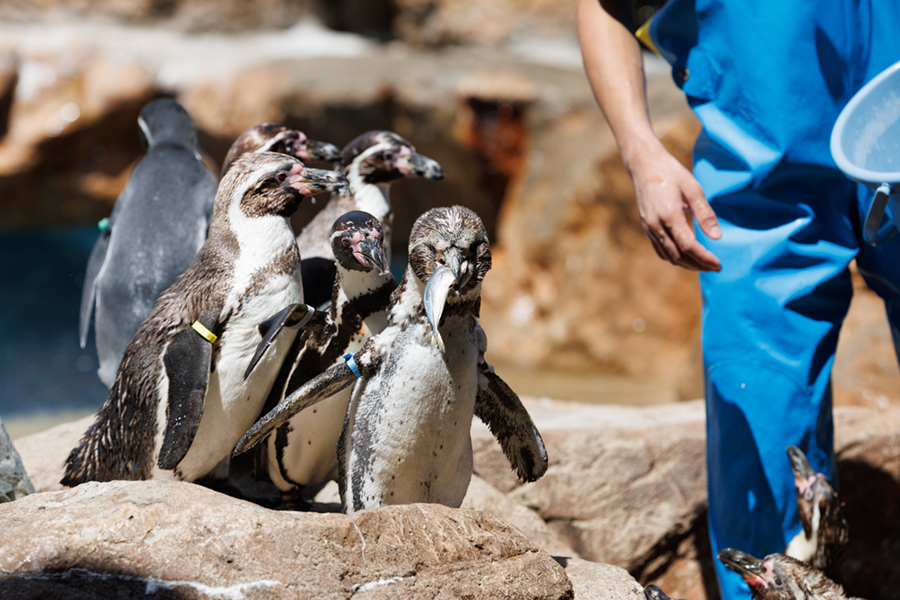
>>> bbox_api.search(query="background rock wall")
[0,5,897,407]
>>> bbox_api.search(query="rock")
[561,558,645,600]
[0,418,34,502]
[462,474,576,558]
[0,480,574,600]
[0,0,319,33]
[392,0,578,48]
[14,415,91,493]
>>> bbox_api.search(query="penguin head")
[643,585,684,600]
[330,211,389,275]
[221,123,342,175]
[786,446,848,562]
[408,205,491,297]
[340,130,444,185]
[138,98,197,151]
[718,550,827,600]
[221,152,347,218]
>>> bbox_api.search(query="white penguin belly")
[343,316,478,512]
[269,331,370,489]
[154,271,302,482]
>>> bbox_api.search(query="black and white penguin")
[644,585,688,600]
[79,98,218,387]
[245,211,396,503]
[784,446,849,582]
[297,130,444,307]
[717,548,859,600]
[221,123,342,176]
[235,206,547,514]
[61,152,347,486]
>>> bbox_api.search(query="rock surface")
[15,398,900,600]
[0,418,33,502]
[0,480,573,600]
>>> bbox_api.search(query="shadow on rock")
[0,569,197,600]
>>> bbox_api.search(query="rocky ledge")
[6,397,900,600]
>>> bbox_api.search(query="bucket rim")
[831,59,900,187]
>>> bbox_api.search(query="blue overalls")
[646,2,900,598]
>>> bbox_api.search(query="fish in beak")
[424,265,459,351]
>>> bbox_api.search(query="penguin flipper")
[79,227,111,348]
[234,361,358,457]
[243,303,320,381]
[158,322,214,470]
[475,368,548,483]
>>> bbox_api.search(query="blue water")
[0,227,109,418]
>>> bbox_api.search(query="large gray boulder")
[0,418,33,503]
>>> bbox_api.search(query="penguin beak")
[397,152,444,180]
[355,237,389,275]
[717,549,767,587]
[301,139,342,163]
[424,265,459,352]
[643,585,672,600]
[289,167,348,195]
[787,445,816,482]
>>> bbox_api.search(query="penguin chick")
[80,98,218,388]
[62,152,347,486]
[221,123,342,176]
[298,130,444,307]
[644,584,688,600]
[717,549,862,600]
[235,206,547,514]
[784,445,849,581]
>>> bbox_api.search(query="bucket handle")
[864,183,897,246]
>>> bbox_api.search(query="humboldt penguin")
[784,445,849,582]
[297,130,444,307]
[644,585,688,600]
[61,152,347,486]
[221,123,342,176]
[235,205,547,514]
[79,98,218,387]
[246,211,396,505]
[718,548,860,600]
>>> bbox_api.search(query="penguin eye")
[803,488,814,501]
[277,172,287,182]
[383,151,394,162]
[341,238,352,248]
[773,577,783,587]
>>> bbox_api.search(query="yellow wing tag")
[192,321,218,343]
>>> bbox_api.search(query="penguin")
[61,152,347,486]
[234,205,547,514]
[221,123,342,176]
[298,130,444,308]
[243,211,396,505]
[79,98,219,387]
[784,446,849,582]
[717,548,860,600]
[644,585,688,600]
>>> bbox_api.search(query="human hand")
[625,142,722,272]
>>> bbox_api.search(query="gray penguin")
[62,152,347,486]
[235,205,547,513]
[79,98,218,388]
